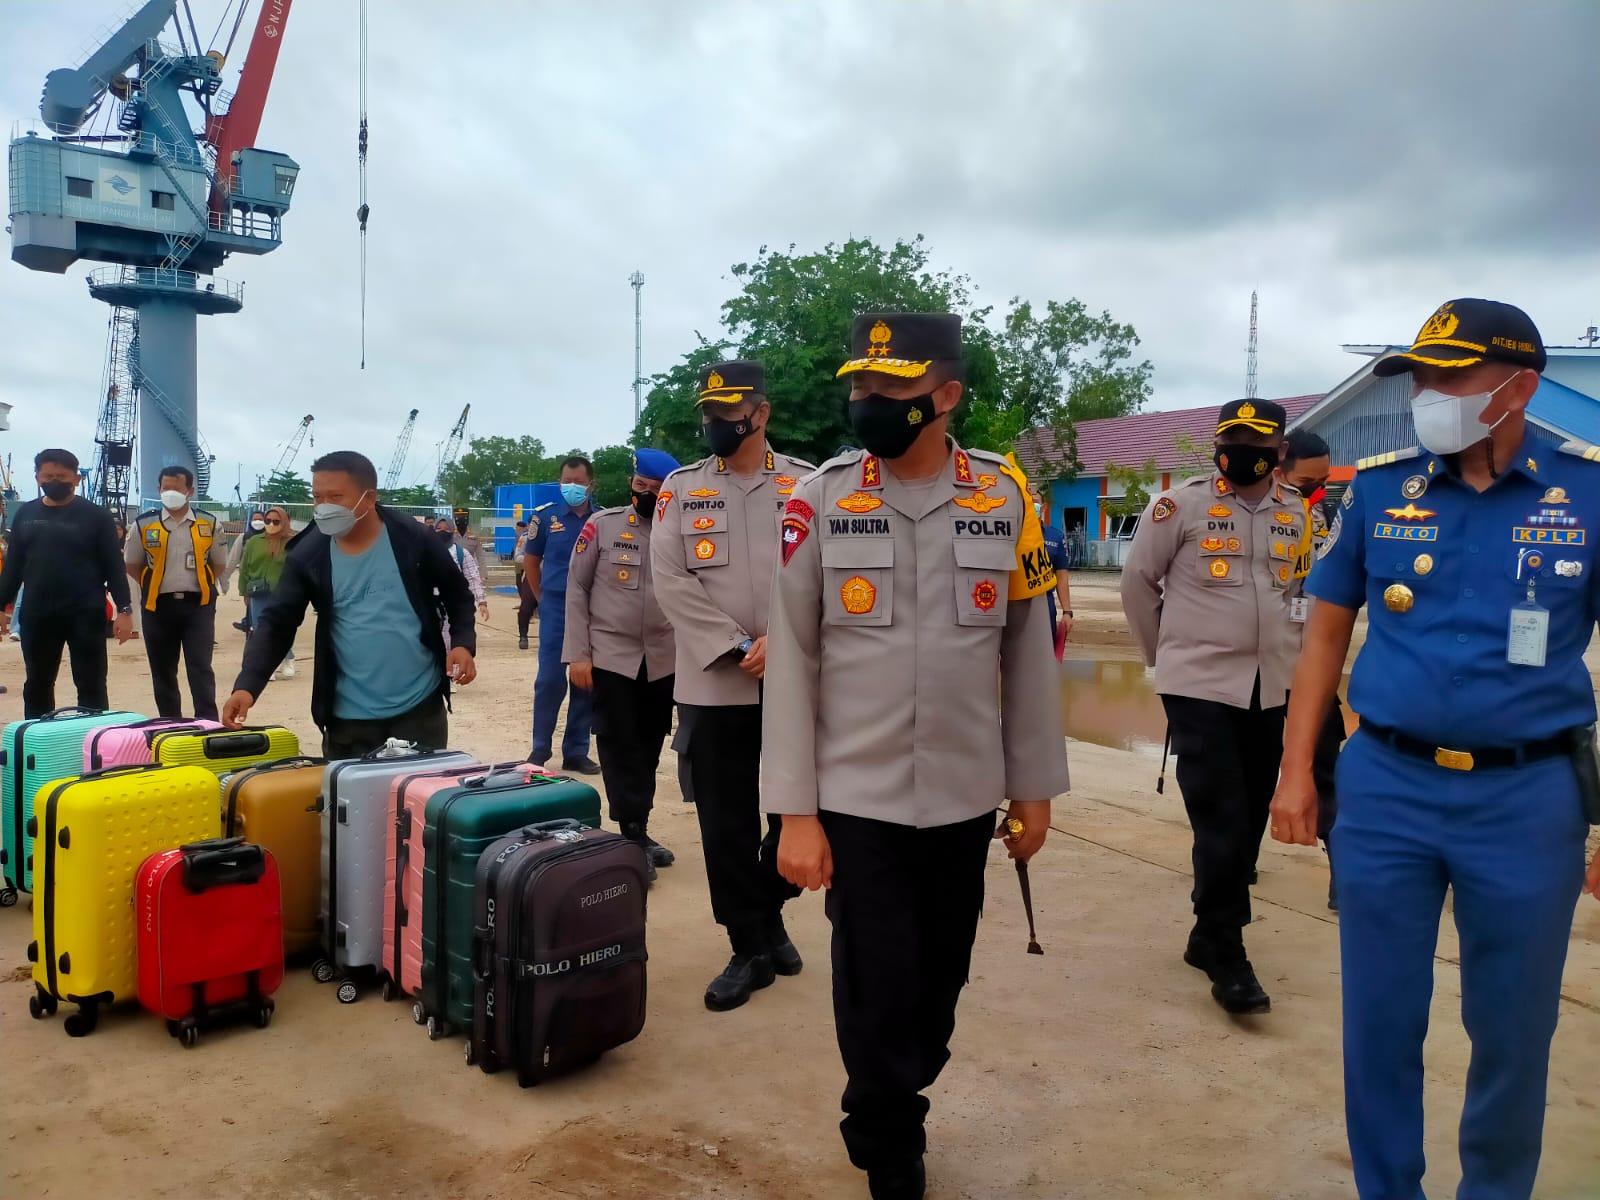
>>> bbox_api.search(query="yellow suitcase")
[152,726,300,777]
[27,764,221,1036]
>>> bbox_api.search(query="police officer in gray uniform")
[1121,398,1307,1014]
[563,448,680,881]
[651,360,815,1011]
[764,313,1069,1200]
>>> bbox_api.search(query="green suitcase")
[411,765,599,1038]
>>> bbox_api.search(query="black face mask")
[850,391,938,459]
[631,490,658,522]
[703,415,755,459]
[40,480,73,502]
[1214,443,1279,487]
[437,529,456,544]
[455,519,468,535]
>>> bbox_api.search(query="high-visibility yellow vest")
[134,509,218,611]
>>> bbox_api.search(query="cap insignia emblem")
[1237,402,1256,420]
[706,370,724,390]
[1417,304,1459,343]
[867,320,892,358]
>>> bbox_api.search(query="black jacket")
[234,507,477,730]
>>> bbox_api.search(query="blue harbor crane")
[7,0,299,518]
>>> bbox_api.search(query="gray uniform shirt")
[562,505,675,681]
[651,444,814,707]
[1120,472,1308,709]
[761,444,1070,828]
[124,508,228,596]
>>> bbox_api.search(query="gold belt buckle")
[1434,746,1475,772]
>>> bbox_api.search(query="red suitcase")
[136,838,284,1047]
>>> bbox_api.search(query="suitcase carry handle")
[202,731,272,759]
[462,766,535,791]
[363,738,420,761]
[520,818,586,841]
[180,837,266,891]
[41,706,106,721]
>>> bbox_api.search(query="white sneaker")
[270,668,281,681]
[281,662,297,679]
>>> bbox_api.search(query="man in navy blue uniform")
[1029,484,1075,641]
[526,454,600,773]
[1274,298,1600,1200]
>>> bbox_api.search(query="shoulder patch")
[1557,440,1600,463]
[1356,447,1422,471]
[1152,496,1176,522]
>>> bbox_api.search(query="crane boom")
[384,408,419,490]
[206,0,296,214]
[436,404,470,486]
[269,414,314,477]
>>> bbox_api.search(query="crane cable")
[357,0,370,370]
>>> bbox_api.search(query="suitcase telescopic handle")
[180,837,266,892]
[75,762,173,783]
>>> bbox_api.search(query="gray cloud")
[2,0,1595,499]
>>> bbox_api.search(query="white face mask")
[313,491,372,539]
[160,489,189,511]
[1409,373,1519,457]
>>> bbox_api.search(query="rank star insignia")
[1541,486,1570,505]
[953,449,974,484]
[1208,504,1232,518]
[1214,478,1232,496]
[836,491,884,514]
[1383,503,1437,521]
[692,516,716,530]
[839,574,877,614]
[971,579,998,612]
[861,456,881,487]
[1401,475,1428,500]
[627,512,639,525]
[952,490,1007,514]
[694,538,716,560]
[1209,559,1231,579]
[1152,497,1176,523]
[688,487,720,498]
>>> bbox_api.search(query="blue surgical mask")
[560,483,589,508]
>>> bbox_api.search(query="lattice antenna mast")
[269,414,315,477]
[1245,290,1259,400]
[630,271,645,428]
[384,408,419,490]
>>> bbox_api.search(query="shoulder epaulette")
[812,449,866,475]
[1177,474,1213,488]
[135,507,160,519]
[532,501,555,512]
[1557,440,1600,463]
[1356,447,1422,471]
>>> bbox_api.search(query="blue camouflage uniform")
[527,498,594,762]
[1307,435,1594,1199]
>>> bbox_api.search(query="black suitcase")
[470,820,649,1084]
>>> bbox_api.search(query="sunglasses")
[264,519,284,528]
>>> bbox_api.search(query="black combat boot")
[621,821,675,869]
[867,1158,926,1200]
[704,951,775,1012]
[767,916,803,976]
[1184,928,1270,1014]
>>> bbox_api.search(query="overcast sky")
[3,0,1596,497]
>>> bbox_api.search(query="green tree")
[635,236,1151,470]
[438,435,552,508]
[1102,458,1160,522]
[380,483,440,509]
[589,444,637,510]
[250,469,311,504]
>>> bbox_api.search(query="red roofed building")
[1014,395,1321,566]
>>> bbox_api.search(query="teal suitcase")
[2,708,143,903]
[413,766,599,1038]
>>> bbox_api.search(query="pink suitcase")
[85,719,222,772]
[382,762,556,1000]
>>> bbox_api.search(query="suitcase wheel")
[311,958,336,984]
[178,1021,200,1049]
[254,1001,275,1029]
[63,1005,97,1038]
[28,987,57,1020]
[464,1040,476,1067]
[379,976,395,1003]
[336,981,359,1005]
[411,1001,426,1026]
[425,1015,443,1041]
[0,886,16,907]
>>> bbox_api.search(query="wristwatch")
[117,604,133,615]
[733,637,755,661]
[1064,609,1074,618]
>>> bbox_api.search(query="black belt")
[1359,719,1574,772]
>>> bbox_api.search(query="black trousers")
[322,693,449,759]
[516,576,538,638]
[822,809,994,1171]
[1313,696,1346,842]
[591,664,675,826]
[677,703,798,953]
[142,595,219,721]
[19,603,109,718]
[1160,681,1286,939]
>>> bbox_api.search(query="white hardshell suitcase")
[314,740,473,1001]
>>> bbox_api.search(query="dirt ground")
[1,575,1597,1199]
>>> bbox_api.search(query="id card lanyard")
[1507,579,1549,668]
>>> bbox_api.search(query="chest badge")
[688,487,720,499]
[1383,503,1436,521]
[1208,559,1231,579]
[952,490,1006,514]
[975,473,998,490]
[971,579,998,612]
[1540,486,1570,506]
[1200,536,1224,552]
[837,491,883,514]
[1383,583,1415,613]
[1272,510,1298,524]
[840,575,877,614]
[1555,559,1584,578]
[1207,504,1232,519]
[619,531,636,540]
[774,475,797,489]
[692,516,715,531]
[1401,475,1428,500]
[1226,537,1242,552]
[549,519,565,533]
[617,568,631,582]
[694,538,716,561]
[1413,553,1434,576]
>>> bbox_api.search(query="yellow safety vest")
[135,509,218,611]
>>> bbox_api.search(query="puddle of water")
[1058,651,1352,753]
